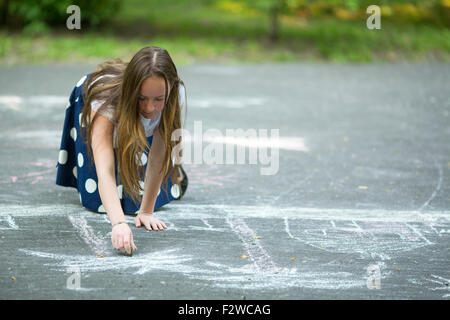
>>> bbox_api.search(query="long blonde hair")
[81,46,186,204]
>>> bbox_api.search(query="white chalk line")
[0,204,86,217]
[226,216,283,273]
[425,275,450,298]
[12,208,365,290]
[403,222,433,245]
[201,219,213,229]
[18,245,367,290]
[0,215,19,230]
[418,156,443,212]
[162,216,227,233]
[68,215,112,256]
[0,95,267,110]
[283,216,439,261]
[18,248,195,275]
[188,97,266,109]
[2,129,308,153]
[200,261,364,290]
[351,220,376,240]
[0,130,62,149]
[426,222,441,235]
[12,202,449,292]
[0,95,68,110]
[165,203,450,223]
[2,203,450,222]
[135,207,444,265]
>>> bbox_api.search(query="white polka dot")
[85,178,97,193]
[171,184,180,199]
[73,166,77,179]
[76,75,87,87]
[70,127,77,141]
[140,153,147,166]
[117,185,123,199]
[58,149,68,165]
[77,153,84,167]
[157,188,160,196]
[65,101,71,109]
[98,204,106,213]
[139,180,145,196]
[75,96,79,102]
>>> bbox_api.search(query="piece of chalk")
[118,247,135,257]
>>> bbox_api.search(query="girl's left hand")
[134,212,167,231]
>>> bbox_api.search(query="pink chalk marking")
[4,167,54,185]
[24,168,53,178]
[31,176,44,185]
[187,164,239,187]
[226,216,281,273]
[30,160,56,169]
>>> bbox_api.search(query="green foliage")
[1,0,449,65]
[1,0,122,33]
[227,0,449,27]
[243,0,283,11]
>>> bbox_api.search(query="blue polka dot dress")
[56,73,185,214]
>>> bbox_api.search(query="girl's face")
[138,76,169,119]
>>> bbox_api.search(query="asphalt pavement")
[0,62,449,299]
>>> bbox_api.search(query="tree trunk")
[0,0,10,26]
[269,5,279,42]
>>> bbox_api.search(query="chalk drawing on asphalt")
[13,203,449,291]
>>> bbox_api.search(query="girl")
[56,46,188,255]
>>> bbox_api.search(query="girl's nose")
[145,100,155,112]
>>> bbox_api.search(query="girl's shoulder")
[88,73,117,124]
[91,99,116,124]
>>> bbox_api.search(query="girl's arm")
[90,110,124,225]
[90,110,137,253]
[135,127,168,231]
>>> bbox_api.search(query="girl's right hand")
[111,223,137,255]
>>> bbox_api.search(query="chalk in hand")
[118,247,135,257]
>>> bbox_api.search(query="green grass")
[1,0,449,65]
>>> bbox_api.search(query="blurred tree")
[0,0,11,26]
[241,0,287,41]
